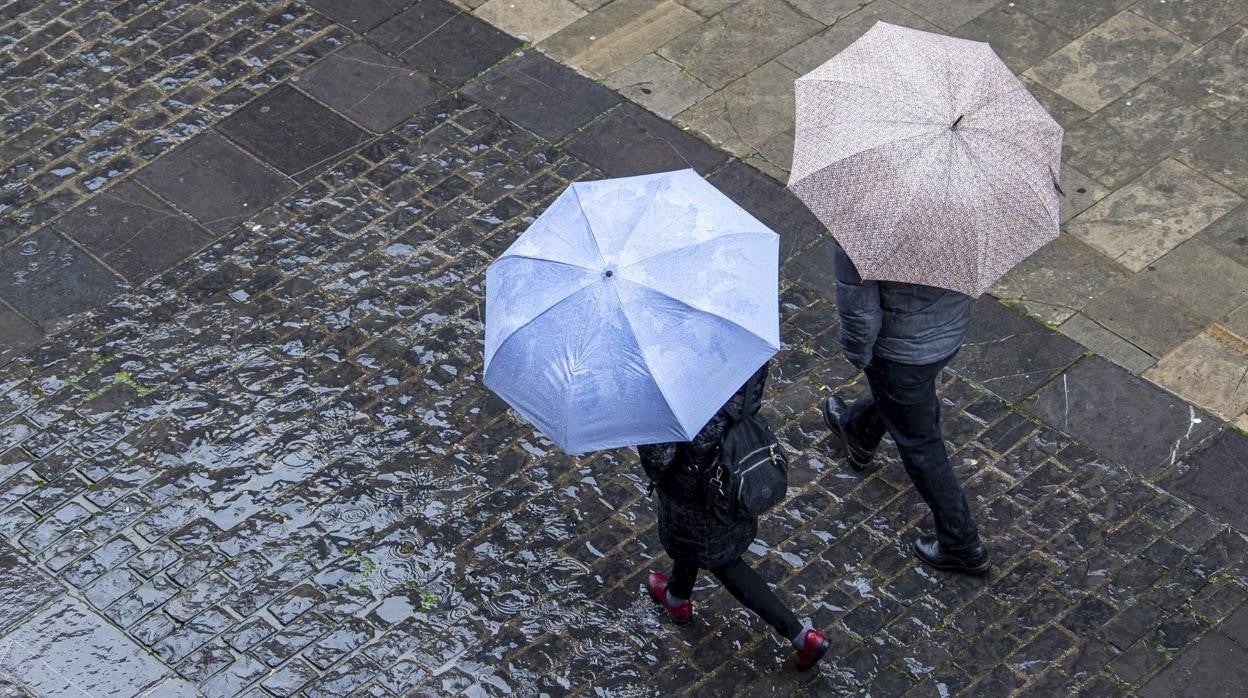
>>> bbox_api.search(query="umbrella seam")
[493,253,598,272]
[485,279,600,380]
[870,135,959,275]
[568,184,609,269]
[615,231,773,272]
[797,77,935,128]
[956,135,1056,291]
[957,135,993,295]
[789,132,947,252]
[957,127,1061,231]
[949,43,996,120]
[614,276,779,353]
[789,131,942,192]
[605,279,688,440]
[609,274,773,357]
[957,125,1062,220]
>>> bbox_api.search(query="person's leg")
[842,390,887,451]
[667,559,699,602]
[864,359,980,553]
[710,558,805,640]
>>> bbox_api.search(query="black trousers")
[844,356,981,553]
[668,557,803,639]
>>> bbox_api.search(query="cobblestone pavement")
[454,0,1248,428]
[2,1,1248,696]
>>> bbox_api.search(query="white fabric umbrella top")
[789,21,1064,297]
[484,169,780,455]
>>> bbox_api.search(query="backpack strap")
[728,366,765,422]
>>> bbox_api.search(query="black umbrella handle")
[1050,166,1065,197]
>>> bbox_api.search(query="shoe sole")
[914,552,991,576]
[820,403,872,471]
[796,637,831,672]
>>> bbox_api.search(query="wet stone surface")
[0,1,1246,697]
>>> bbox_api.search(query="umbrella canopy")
[788,21,1063,297]
[483,169,780,455]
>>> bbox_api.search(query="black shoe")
[913,536,990,575]
[821,396,873,471]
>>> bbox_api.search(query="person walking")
[639,362,831,671]
[821,240,989,574]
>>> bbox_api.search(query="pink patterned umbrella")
[788,22,1063,297]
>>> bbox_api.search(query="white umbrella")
[789,22,1064,297]
[484,169,780,455]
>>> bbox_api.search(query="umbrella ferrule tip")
[604,269,614,278]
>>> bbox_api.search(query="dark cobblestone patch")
[294,41,443,134]
[0,0,352,236]
[1162,429,1248,532]
[52,180,212,284]
[707,160,828,263]
[950,296,1085,405]
[0,306,43,365]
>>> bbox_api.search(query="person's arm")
[638,443,677,470]
[833,243,882,370]
[638,443,678,492]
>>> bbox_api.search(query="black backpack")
[707,372,789,519]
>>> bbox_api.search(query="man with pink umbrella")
[788,23,1064,575]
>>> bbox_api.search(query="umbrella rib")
[958,127,1060,224]
[957,136,1056,267]
[494,253,598,273]
[798,118,942,132]
[486,279,600,376]
[949,44,994,118]
[790,130,941,189]
[790,130,945,239]
[870,137,955,272]
[614,276,773,350]
[800,77,933,124]
[568,184,609,268]
[605,280,687,439]
[616,231,771,272]
[956,137,993,293]
[958,84,1062,129]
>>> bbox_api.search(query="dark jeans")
[844,356,980,553]
[669,558,803,639]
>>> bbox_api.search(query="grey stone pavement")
[458,0,1248,429]
[0,1,1248,697]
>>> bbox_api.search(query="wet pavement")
[2,1,1248,696]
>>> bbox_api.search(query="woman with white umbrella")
[484,169,831,670]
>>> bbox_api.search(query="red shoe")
[646,572,692,624]
[794,628,830,671]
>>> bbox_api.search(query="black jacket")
[833,242,973,368]
[637,362,768,569]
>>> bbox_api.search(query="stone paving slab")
[294,42,445,134]
[460,51,619,142]
[53,180,214,285]
[2,1,1248,697]
[0,595,193,696]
